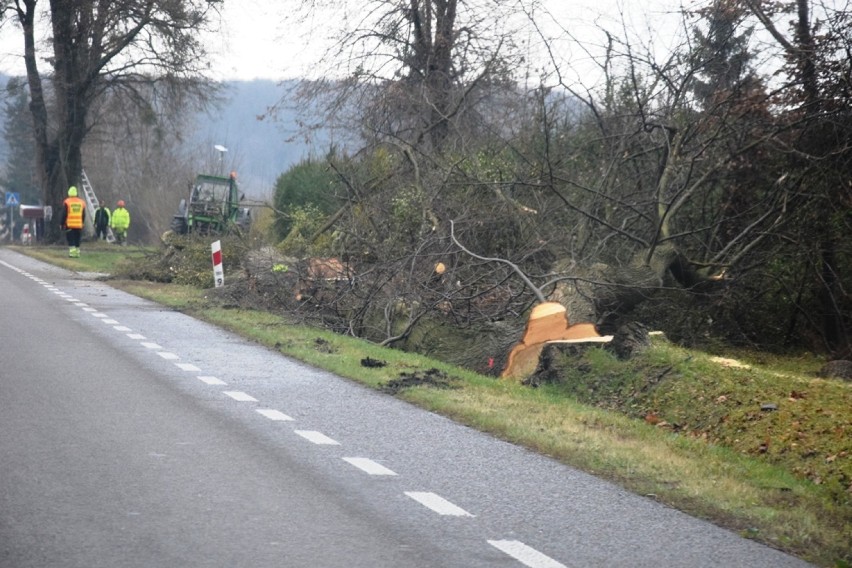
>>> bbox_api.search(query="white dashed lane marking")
[141,342,163,349]
[125,332,144,338]
[102,319,119,324]
[256,409,293,421]
[342,457,397,476]
[404,492,474,517]
[487,540,568,568]
[156,352,180,360]
[223,391,258,402]
[198,376,227,386]
[175,363,201,372]
[295,430,340,445]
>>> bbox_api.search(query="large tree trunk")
[408,0,457,148]
[548,243,683,334]
[19,0,87,241]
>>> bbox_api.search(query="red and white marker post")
[211,240,224,287]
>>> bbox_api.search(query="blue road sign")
[5,192,20,206]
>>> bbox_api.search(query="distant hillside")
[194,79,327,199]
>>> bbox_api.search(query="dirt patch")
[314,337,336,353]
[380,368,457,394]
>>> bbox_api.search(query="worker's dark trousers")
[65,228,82,247]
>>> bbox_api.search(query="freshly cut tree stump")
[501,302,612,380]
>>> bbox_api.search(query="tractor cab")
[171,172,247,235]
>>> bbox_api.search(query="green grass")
[9,242,151,274]
[9,245,852,567]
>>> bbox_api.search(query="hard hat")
[117,200,125,207]
[68,186,78,197]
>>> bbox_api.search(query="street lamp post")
[214,144,228,175]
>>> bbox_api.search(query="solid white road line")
[223,391,258,402]
[175,363,201,372]
[256,409,293,421]
[141,342,163,349]
[404,492,474,517]
[197,376,227,386]
[342,457,397,476]
[487,540,568,568]
[295,430,340,445]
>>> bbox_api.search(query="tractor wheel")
[171,216,188,235]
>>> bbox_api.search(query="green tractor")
[170,172,251,235]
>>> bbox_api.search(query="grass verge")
[13,242,149,274]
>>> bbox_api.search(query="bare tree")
[281,0,528,147]
[2,0,221,240]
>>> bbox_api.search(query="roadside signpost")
[211,240,224,287]
[4,193,20,242]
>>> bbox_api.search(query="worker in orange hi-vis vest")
[60,186,86,258]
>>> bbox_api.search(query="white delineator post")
[211,240,224,287]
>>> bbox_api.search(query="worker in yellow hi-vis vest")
[60,186,85,258]
[111,200,131,245]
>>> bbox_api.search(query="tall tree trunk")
[791,0,848,353]
[409,0,457,148]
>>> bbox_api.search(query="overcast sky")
[209,0,689,82]
[0,0,689,82]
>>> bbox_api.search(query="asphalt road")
[0,248,814,568]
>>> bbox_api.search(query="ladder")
[80,170,115,243]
